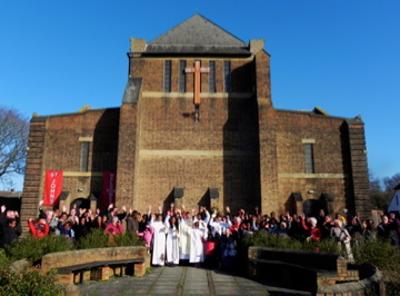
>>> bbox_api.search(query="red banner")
[100,171,116,210]
[43,170,63,206]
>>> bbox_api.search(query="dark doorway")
[70,198,90,210]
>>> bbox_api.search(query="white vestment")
[189,227,206,263]
[151,220,166,266]
[179,219,191,260]
[166,225,180,264]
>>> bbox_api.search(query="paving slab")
[79,266,269,296]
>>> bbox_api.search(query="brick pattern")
[130,57,253,93]
[273,110,350,214]
[133,94,260,213]
[20,118,47,233]
[21,45,371,220]
[346,121,371,219]
[116,103,138,208]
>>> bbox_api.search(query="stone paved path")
[79,266,270,296]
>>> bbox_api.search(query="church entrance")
[70,197,90,210]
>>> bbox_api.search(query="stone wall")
[248,246,384,296]
[41,246,149,274]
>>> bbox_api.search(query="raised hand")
[0,205,6,213]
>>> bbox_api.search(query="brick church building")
[20,15,370,229]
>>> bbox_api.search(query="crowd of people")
[1,201,400,268]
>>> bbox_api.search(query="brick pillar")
[254,51,278,215]
[115,103,138,208]
[20,116,47,234]
[346,118,371,219]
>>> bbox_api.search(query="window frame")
[304,143,315,174]
[223,60,232,92]
[163,60,172,92]
[79,141,90,172]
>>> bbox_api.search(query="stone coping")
[317,264,384,295]
[41,246,148,274]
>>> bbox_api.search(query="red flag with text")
[100,171,116,210]
[43,170,63,206]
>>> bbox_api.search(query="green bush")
[0,249,9,269]
[242,231,340,255]
[6,235,73,263]
[353,239,400,271]
[302,239,342,255]
[114,232,144,247]
[0,268,63,296]
[78,229,144,249]
[77,229,109,249]
[352,238,400,295]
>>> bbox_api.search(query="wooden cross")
[185,60,209,121]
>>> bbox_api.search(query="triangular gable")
[150,14,245,47]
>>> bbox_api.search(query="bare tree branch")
[0,107,29,179]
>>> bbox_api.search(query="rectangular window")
[179,60,186,93]
[304,144,315,173]
[209,60,216,93]
[80,142,90,172]
[164,60,172,92]
[223,60,231,92]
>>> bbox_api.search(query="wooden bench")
[41,246,149,285]
[55,258,145,284]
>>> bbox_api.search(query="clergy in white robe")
[179,216,191,260]
[189,221,206,264]
[165,215,180,265]
[150,214,166,266]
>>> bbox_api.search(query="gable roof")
[145,14,250,56]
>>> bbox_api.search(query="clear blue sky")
[0,0,399,190]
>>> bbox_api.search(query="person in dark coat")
[0,218,19,248]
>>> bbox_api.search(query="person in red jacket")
[300,216,321,242]
[28,218,50,238]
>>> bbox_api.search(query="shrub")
[78,229,144,249]
[302,239,342,255]
[242,231,339,255]
[352,238,400,295]
[114,232,144,247]
[0,249,9,269]
[6,235,73,263]
[0,268,63,296]
[77,229,109,249]
[353,239,400,271]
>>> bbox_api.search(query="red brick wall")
[21,109,119,219]
[272,110,350,214]
[129,57,254,93]
[133,94,260,212]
